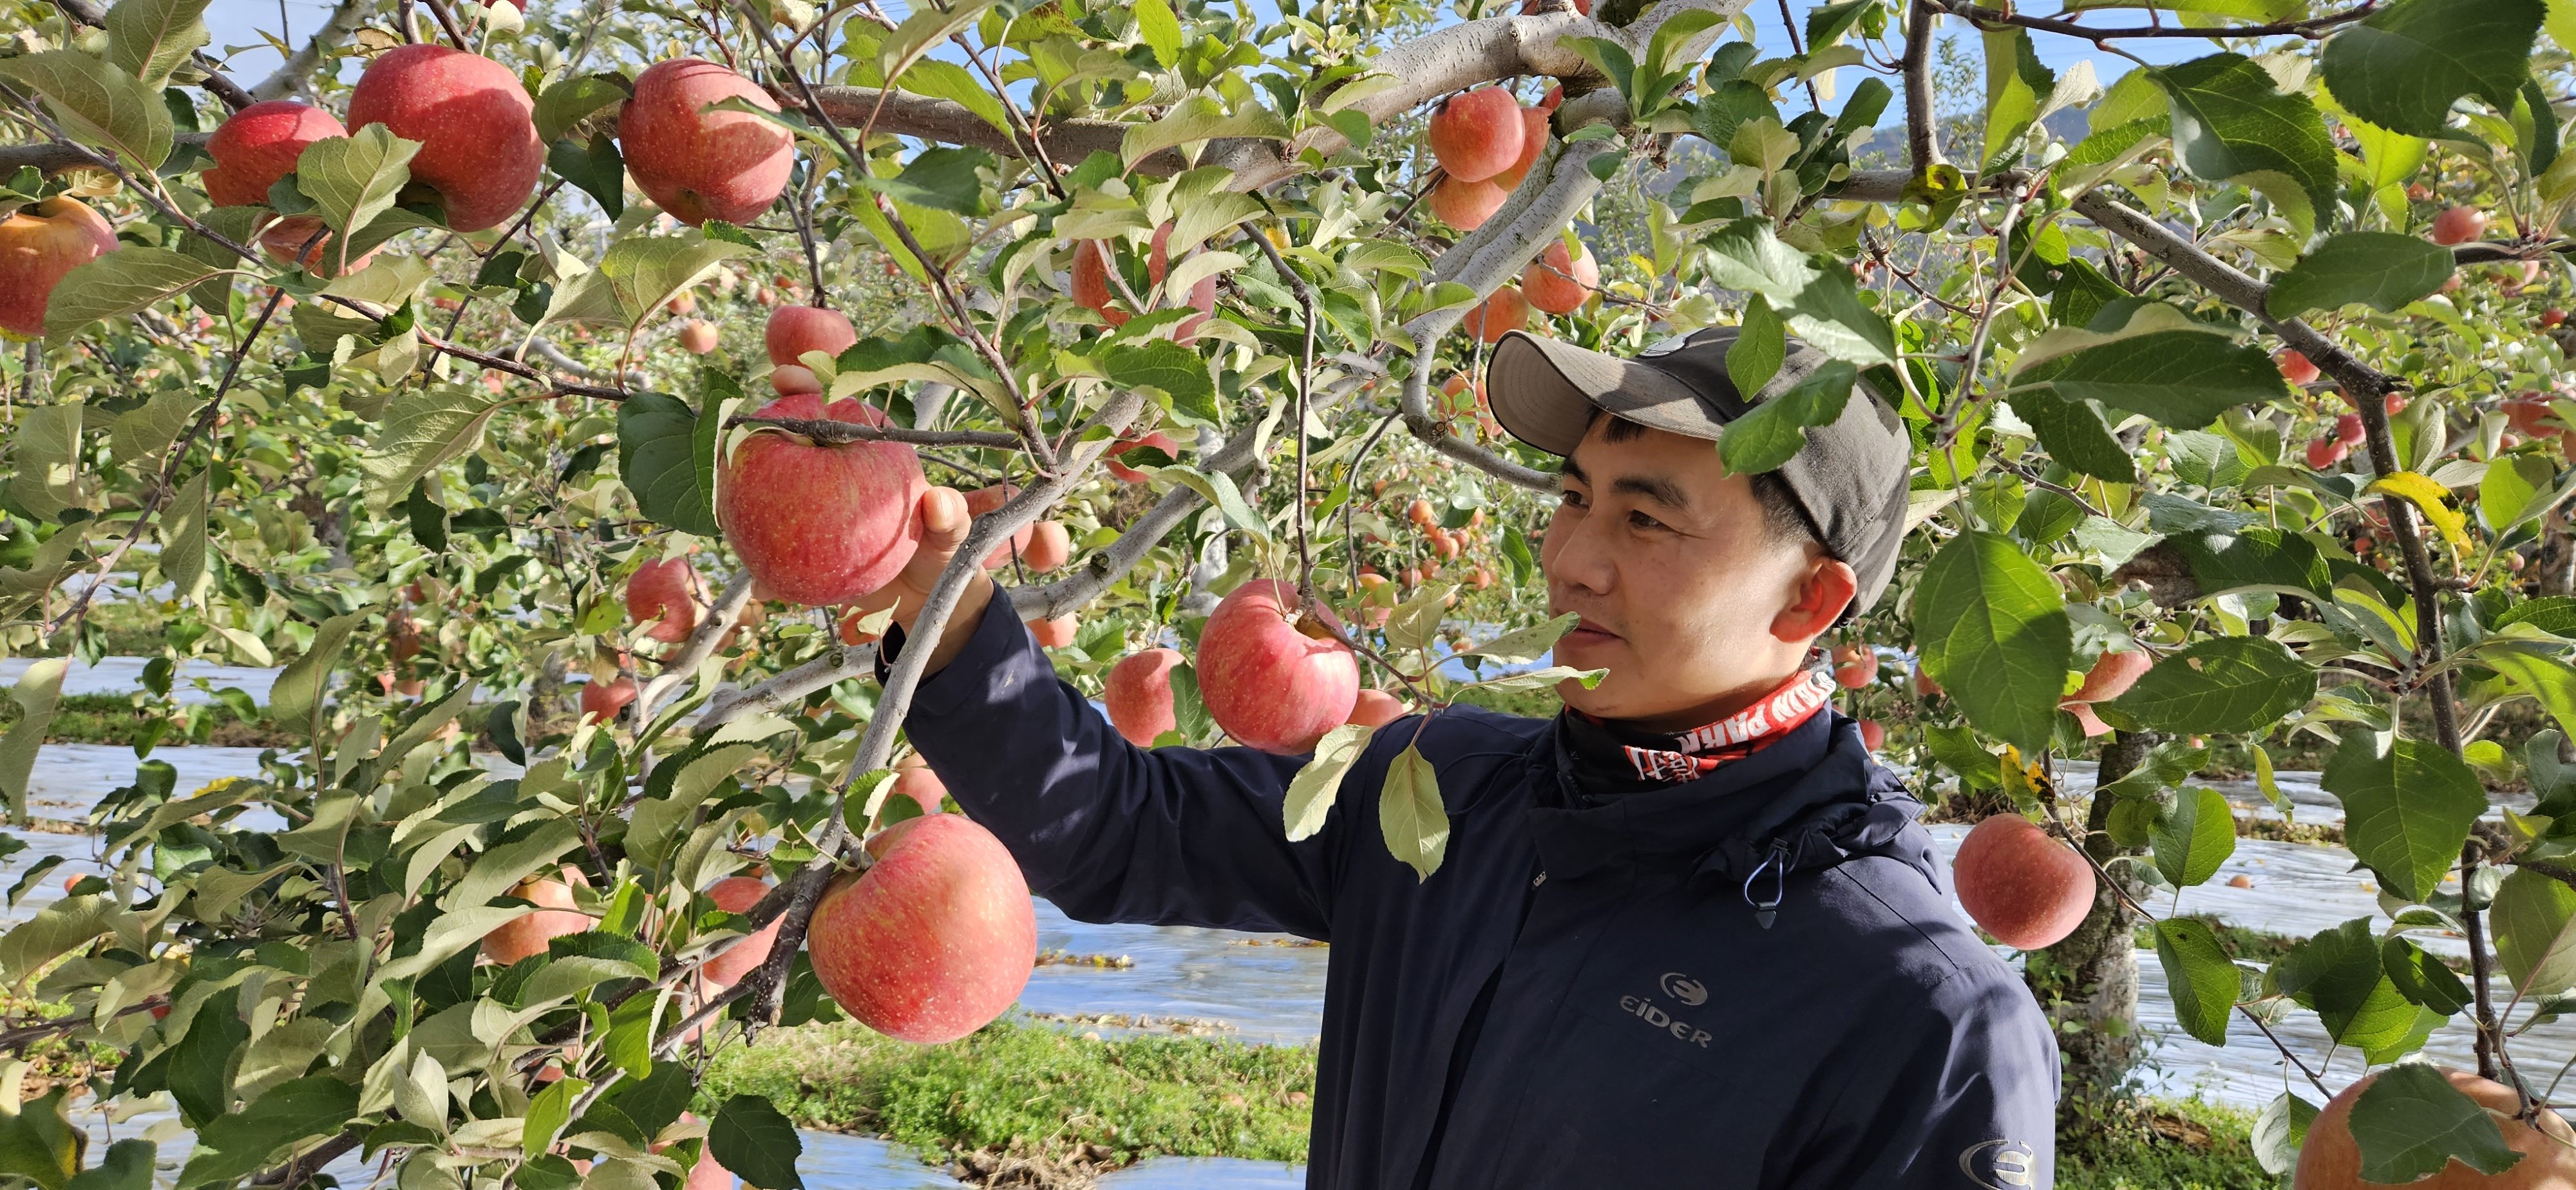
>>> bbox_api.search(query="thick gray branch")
[251,0,374,102]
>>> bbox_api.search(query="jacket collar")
[1521,708,1937,922]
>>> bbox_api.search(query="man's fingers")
[917,486,971,554]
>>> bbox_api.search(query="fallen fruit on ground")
[718,395,927,605]
[1953,812,2096,950]
[1105,647,1186,746]
[1197,580,1359,755]
[2294,1065,2576,1189]
[620,58,793,226]
[346,44,544,232]
[806,813,1036,1044]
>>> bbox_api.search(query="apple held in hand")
[1951,812,2094,950]
[1197,580,1359,755]
[620,58,794,226]
[697,875,782,988]
[719,395,928,605]
[1104,647,1184,746]
[806,813,1036,1044]
[0,197,120,339]
[347,44,545,232]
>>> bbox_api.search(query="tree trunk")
[2539,505,2575,596]
[2025,729,2155,1105]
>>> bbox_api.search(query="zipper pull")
[1743,837,1793,929]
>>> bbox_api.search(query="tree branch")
[725,415,1022,449]
[51,0,253,111]
[1916,0,2378,41]
[251,0,374,102]
[1902,0,1945,173]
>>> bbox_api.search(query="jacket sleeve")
[1779,968,2060,1189]
[876,579,1341,939]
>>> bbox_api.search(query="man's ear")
[1771,554,1857,644]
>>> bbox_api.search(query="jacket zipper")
[1742,836,1794,929]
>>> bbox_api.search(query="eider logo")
[1657,972,1708,1006]
[1958,1139,2037,1188]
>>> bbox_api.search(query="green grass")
[0,692,290,748]
[699,1017,1316,1171]
[705,1017,2276,1184]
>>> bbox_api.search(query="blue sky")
[194,0,2230,133]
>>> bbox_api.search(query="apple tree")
[3,0,2576,1184]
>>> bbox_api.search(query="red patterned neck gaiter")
[1566,665,1838,788]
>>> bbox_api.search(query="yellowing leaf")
[2365,470,2470,548]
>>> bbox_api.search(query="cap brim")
[1486,331,1725,457]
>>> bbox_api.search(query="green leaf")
[1100,339,1216,408]
[2014,329,2286,428]
[2382,934,2473,1014]
[2251,1093,2320,1177]
[708,1095,804,1190]
[2099,637,2315,735]
[1135,0,1182,69]
[2152,786,2237,888]
[618,390,733,538]
[65,1140,156,1190]
[1378,744,1448,881]
[1282,723,1372,841]
[2492,867,2576,996]
[2322,0,2546,137]
[361,384,508,509]
[0,1089,84,1190]
[2148,53,2338,222]
[1727,294,1785,398]
[548,133,625,220]
[296,124,421,239]
[104,0,211,90]
[43,247,230,345]
[871,146,995,216]
[270,613,361,737]
[1716,359,1856,475]
[160,469,209,607]
[2320,733,2485,903]
[1163,468,1268,540]
[2152,917,2240,1045]
[535,73,630,144]
[2168,527,2332,600]
[178,1075,359,1189]
[2483,647,2576,745]
[558,231,754,332]
[8,403,82,520]
[1980,28,2054,175]
[2266,232,2460,319]
[0,657,67,821]
[896,61,1012,142]
[0,52,172,171]
[0,894,128,981]
[1118,95,1290,171]
[2347,1061,2524,1182]
[1457,612,1578,665]
[2270,918,2425,1052]
[2006,388,2135,483]
[167,985,249,1126]
[1912,531,2072,754]
[1698,219,1895,366]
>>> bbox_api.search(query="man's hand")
[851,486,992,677]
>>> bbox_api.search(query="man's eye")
[1559,489,1586,507]
[1629,510,1664,530]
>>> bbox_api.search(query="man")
[870,326,2061,1188]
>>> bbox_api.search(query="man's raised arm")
[864,487,1343,938]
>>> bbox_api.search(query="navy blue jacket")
[886,582,2061,1189]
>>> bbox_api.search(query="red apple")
[1857,719,1885,750]
[1070,238,1126,326]
[620,58,793,226]
[1428,88,1525,183]
[0,197,119,338]
[1023,521,1072,573]
[2069,649,2150,704]
[2295,1066,2576,1189]
[1107,431,1178,483]
[1463,285,1529,343]
[963,484,1038,569]
[2306,437,2347,469]
[2430,205,2488,246]
[1348,688,1408,728]
[581,675,637,723]
[204,100,348,207]
[1029,614,1079,647]
[2277,348,2319,386]
[765,305,856,368]
[1428,174,1508,231]
[1196,579,1359,755]
[1522,238,1598,315]
[346,44,544,232]
[1539,84,1564,113]
[2386,392,2409,415]
[806,813,1036,1044]
[891,753,947,816]
[718,395,928,605]
[699,876,781,988]
[1147,221,1219,339]
[678,319,719,354]
[2334,412,2365,447]
[1952,812,2095,950]
[1104,647,1184,746]
[481,869,593,964]
[256,215,377,278]
[627,556,704,643]
[770,364,822,395]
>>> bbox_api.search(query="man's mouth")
[1562,618,1620,648]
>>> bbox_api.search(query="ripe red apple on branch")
[1429,175,1508,231]
[346,44,545,232]
[697,876,781,988]
[480,868,593,965]
[806,813,1035,1044]
[766,305,857,368]
[1952,812,2095,950]
[1197,580,1360,755]
[1522,238,1598,315]
[1428,88,1526,184]
[0,197,119,338]
[1104,647,1185,746]
[620,59,794,226]
[627,556,705,643]
[2295,1066,2576,1189]
[203,101,375,275]
[718,395,927,606]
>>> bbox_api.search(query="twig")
[725,415,1022,449]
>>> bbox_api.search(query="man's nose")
[1541,511,1614,596]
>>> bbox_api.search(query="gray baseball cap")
[1485,325,1914,615]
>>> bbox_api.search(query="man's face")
[1541,415,1834,730]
